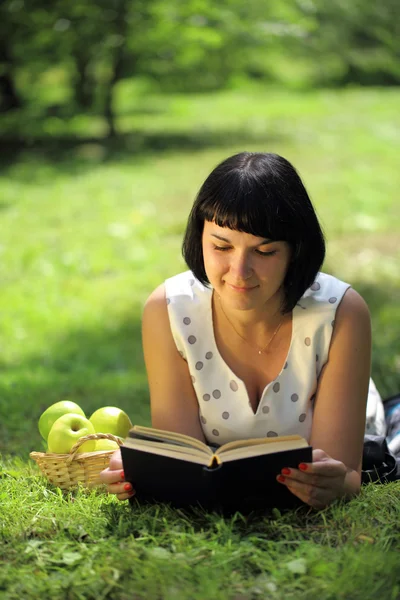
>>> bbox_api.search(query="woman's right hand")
[99,449,136,501]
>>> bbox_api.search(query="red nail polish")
[299,463,308,471]
[120,470,125,480]
[124,483,132,491]
[277,475,286,483]
[281,467,291,475]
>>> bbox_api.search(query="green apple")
[94,438,121,451]
[89,406,132,438]
[39,400,85,441]
[47,413,96,454]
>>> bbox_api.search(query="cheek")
[259,258,288,281]
[204,254,229,285]
[202,248,213,270]
[204,250,223,271]
[202,249,215,275]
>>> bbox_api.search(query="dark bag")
[361,435,399,484]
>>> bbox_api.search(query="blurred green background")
[1,0,399,138]
[0,0,399,456]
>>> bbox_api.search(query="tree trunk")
[73,52,94,110]
[0,40,22,112]
[104,81,117,138]
[104,0,128,138]
[0,72,21,112]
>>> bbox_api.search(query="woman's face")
[202,220,291,312]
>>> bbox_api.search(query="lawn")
[1,84,399,599]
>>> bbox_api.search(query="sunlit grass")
[1,458,399,600]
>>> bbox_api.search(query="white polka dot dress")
[165,271,386,445]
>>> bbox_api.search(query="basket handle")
[66,433,124,462]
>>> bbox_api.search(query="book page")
[130,426,212,456]
[217,435,305,455]
[219,438,309,462]
[123,437,212,466]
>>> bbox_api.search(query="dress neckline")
[206,288,297,416]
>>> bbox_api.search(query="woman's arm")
[99,283,206,501]
[311,288,371,482]
[277,288,371,507]
[142,283,206,442]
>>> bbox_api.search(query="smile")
[226,283,258,292]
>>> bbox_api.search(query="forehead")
[202,221,271,244]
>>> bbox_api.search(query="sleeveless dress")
[165,270,386,445]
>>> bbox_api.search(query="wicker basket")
[30,433,123,490]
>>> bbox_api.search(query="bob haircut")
[182,152,325,314]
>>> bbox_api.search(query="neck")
[215,293,285,336]
[216,294,287,355]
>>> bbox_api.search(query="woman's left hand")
[276,449,348,509]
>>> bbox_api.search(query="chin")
[222,291,260,310]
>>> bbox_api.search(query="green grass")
[1,464,399,600]
[1,84,399,599]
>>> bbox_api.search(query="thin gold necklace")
[218,296,284,355]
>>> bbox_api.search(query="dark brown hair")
[182,152,325,313]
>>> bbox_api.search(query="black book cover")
[120,444,312,514]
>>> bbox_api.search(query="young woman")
[100,152,386,509]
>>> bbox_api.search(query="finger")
[286,482,328,510]
[107,480,136,501]
[116,491,135,501]
[279,453,347,479]
[312,448,330,462]
[99,467,126,486]
[109,449,123,470]
[108,480,134,495]
[278,476,329,509]
[297,459,347,477]
[279,467,331,488]
[115,481,136,501]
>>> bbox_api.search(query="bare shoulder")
[142,283,169,323]
[330,286,371,358]
[335,287,371,329]
[143,282,167,310]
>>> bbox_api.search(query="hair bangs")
[197,177,290,243]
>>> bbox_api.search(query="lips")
[227,282,258,292]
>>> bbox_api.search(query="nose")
[229,252,252,281]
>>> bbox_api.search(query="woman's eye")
[256,249,277,257]
[213,245,277,256]
[213,245,231,251]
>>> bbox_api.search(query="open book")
[121,426,312,513]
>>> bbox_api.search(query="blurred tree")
[0,0,398,135]
[56,1,100,110]
[131,0,273,91]
[0,0,28,111]
[0,38,21,112]
[0,0,66,113]
[1,0,277,133]
[296,0,400,86]
[102,0,129,137]
[52,0,131,134]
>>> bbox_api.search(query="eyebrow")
[210,233,273,246]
